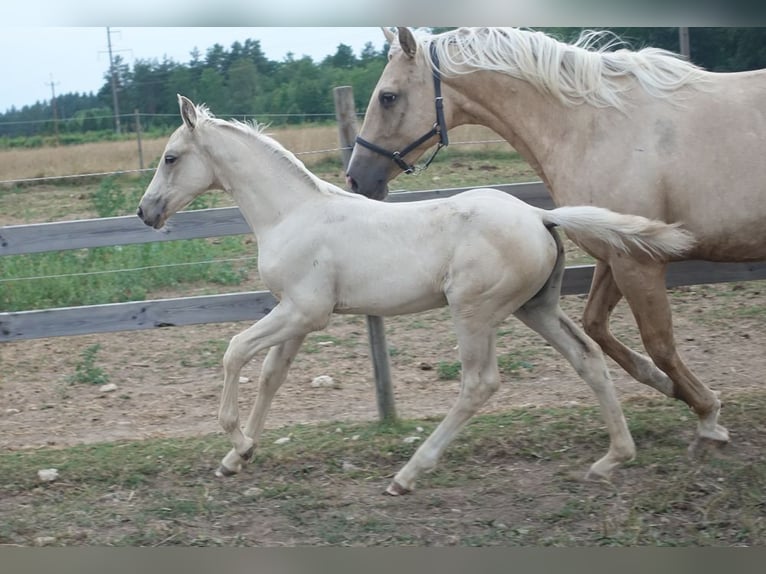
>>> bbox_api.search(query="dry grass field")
[0,124,507,184]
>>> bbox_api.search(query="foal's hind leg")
[387,325,500,495]
[609,257,728,446]
[515,295,636,480]
[584,261,674,396]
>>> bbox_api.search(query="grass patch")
[66,343,110,386]
[3,394,763,546]
[1,175,258,312]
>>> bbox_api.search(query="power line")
[44,74,60,145]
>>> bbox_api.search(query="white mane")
[422,27,708,109]
[193,104,341,194]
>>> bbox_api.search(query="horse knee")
[218,407,239,434]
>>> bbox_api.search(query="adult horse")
[136,95,693,494]
[346,26,766,448]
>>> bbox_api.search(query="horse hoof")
[384,481,411,496]
[688,434,729,458]
[215,464,239,478]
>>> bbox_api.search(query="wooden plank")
[3,261,764,343]
[0,291,278,341]
[0,207,251,256]
[0,182,552,257]
[386,181,554,209]
[560,261,766,296]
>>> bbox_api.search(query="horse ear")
[178,94,197,131]
[398,27,418,58]
[381,27,395,44]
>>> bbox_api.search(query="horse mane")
[423,27,708,109]
[193,103,340,194]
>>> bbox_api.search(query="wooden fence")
[3,86,766,422]
[3,179,766,343]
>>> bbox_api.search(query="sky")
[0,27,387,113]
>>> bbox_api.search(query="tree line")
[2,28,765,144]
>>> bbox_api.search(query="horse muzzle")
[136,202,167,230]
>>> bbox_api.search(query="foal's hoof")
[384,481,412,496]
[215,464,239,478]
[241,445,256,463]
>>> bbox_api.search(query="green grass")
[1,177,256,311]
[1,394,764,546]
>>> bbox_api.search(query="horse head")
[346,27,453,201]
[137,95,220,229]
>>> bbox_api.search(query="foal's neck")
[206,125,327,239]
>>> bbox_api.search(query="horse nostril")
[137,206,144,220]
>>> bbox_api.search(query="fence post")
[134,109,144,170]
[333,85,397,423]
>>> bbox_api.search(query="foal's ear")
[178,94,198,131]
[381,27,395,44]
[398,27,418,59]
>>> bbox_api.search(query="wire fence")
[0,135,508,295]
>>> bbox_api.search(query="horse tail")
[538,205,696,260]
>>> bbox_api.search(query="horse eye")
[379,92,398,108]
[164,154,177,165]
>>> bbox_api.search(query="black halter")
[354,42,449,175]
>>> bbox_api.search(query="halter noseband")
[354,42,449,175]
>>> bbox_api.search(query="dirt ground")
[2,280,764,452]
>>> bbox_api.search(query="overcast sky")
[0,27,387,113]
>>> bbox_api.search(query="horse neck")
[204,126,326,238]
[446,71,604,186]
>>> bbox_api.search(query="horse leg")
[217,335,305,476]
[387,325,500,495]
[584,261,674,396]
[609,257,729,446]
[216,302,327,477]
[515,267,635,480]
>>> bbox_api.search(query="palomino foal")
[137,95,694,495]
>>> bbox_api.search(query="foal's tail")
[539,206,696,260]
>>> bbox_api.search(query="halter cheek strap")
[355,42,449,175]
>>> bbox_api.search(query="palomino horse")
[137,95,694,495]
[347,27,766,448]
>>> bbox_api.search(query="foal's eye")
[379,92,398,108]
[164,154,177,165]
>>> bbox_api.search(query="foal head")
[137,95,219,229]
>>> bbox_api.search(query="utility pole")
[679,27,690,59]
[45,74,60,145]
[106,27,122,134]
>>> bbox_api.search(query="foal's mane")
[194,104,334,192]
[423,27,708,109]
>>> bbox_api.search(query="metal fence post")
[333,85,397,423]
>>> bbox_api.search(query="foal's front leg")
[217,336,305,476]
[216,301,325,477]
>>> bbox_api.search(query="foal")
[137,95,695,494]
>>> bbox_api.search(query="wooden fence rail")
[3,180,766,342]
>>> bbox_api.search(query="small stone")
[342,461,360,472]
[37,468,59,482]
[403,436,421,444]
[99,383,118,393]
[274,436,291,445]
[239,376,250,383]
[34,536,57,547]
[244,487,263,498]
[311,375,338,388]
[4,408,20,415]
